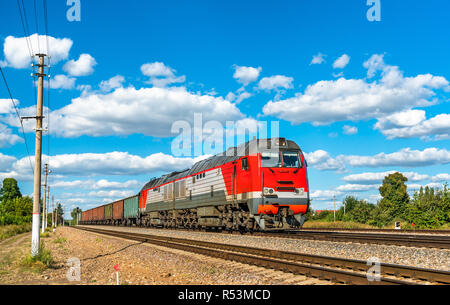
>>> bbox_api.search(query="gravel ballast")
[82,225,450,271]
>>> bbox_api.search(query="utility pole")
[51,195,55,229]
[31,54,47,257]
[333,195,336,222]
[41,164,48,233]
[46,186,50,229]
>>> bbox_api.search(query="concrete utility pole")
[333,195,336,222]
[41,164,48,233]
[31,54,47,257]
[52,195,55,229]
[46,186,50,229]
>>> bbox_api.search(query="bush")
[0,223,32,241]
[21,242,54,272]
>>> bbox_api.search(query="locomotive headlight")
[263,188,275,195]
[295,188,305,195]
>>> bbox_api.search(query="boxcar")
[124,195,139,224]
[113,200,124,224]
[93,206,105,223]
[105,204,113,223]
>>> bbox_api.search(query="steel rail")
[75,226,450,285]
[275,230,450,249]
[299,228,450,234]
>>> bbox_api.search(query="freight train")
[80,138,310,231]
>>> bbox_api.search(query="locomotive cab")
[252,139,310,230]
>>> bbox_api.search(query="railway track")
[269,230,450,249]
[300,228,450,234]
[75,226,450,285]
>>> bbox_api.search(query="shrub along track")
[75,226,450,285]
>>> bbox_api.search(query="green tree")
[0,178,22,203]
[404,185,450,228]
[374,172,409,226]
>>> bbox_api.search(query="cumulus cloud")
[258,75,294,91]
[3,34,73,69]
[263,55,449,126]
[341,147,450,168]
[233,65,262,86]
[99,75,125,92]
[342,171,430,184]
[336,184,379,192]
[343,125,358,135]
[310,53,326,65]
[375,112,450,140]
[0,100,16,114]
[333,54,350,69]
[63,54,97,76]
[48,74,76,90]
[432,173,450,182]
[304,150,346,172]
[141,62,185,87]
[0,123,22,147]
[310,190,342,200]
[10,86,244,138]
[5,151,206,178]
[305,147,450,172]
[52,179,141,190]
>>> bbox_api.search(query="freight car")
[80,138,310,231]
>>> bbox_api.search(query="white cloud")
[304,150,346,172]
[408,182,444,190]
[52,179,141,190]
[99,75,125,92]
[233,65,262,86]
[343,171,430,184]
[310,53,326,65]
[263,55,449,126]
[375,112,450,140]
[8,151,204,177]
[333,54,350,69]
[141,62,185,87]
[310,190,342,200]
[336,184,379,192]
[0,123,22,147]
[258,75,294,91]
[341,147,450,168]
[16,86,244,138]
[343,125,358,135]
[0,152,16,171]
[3,34,73,69]
[432,174,450,182]
[48,74,76,90]
[0,99,16,114]
[363,54,386,78]
[63,54,97,76]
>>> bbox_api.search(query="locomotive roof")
[140,138,300,192]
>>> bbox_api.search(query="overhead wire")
[0,66,34,174]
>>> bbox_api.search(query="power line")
[33,0,41,53]
[16,0,33,58]
[0,66,34,174]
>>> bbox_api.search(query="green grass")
[0,223,32,241]
[303,220,450,230]
[53,237,66,244]
[303,221,376,229]
[40,232,50,238]
[20,242,55,273]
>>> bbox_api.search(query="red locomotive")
[81,138,310,231]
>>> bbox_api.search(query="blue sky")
[0,0,449,214]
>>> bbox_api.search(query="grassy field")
[0,224,32,241]
[303,220,450,230]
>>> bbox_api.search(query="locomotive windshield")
[261,150,302,168]
[261,151,282,167]
[282,151,302,168]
